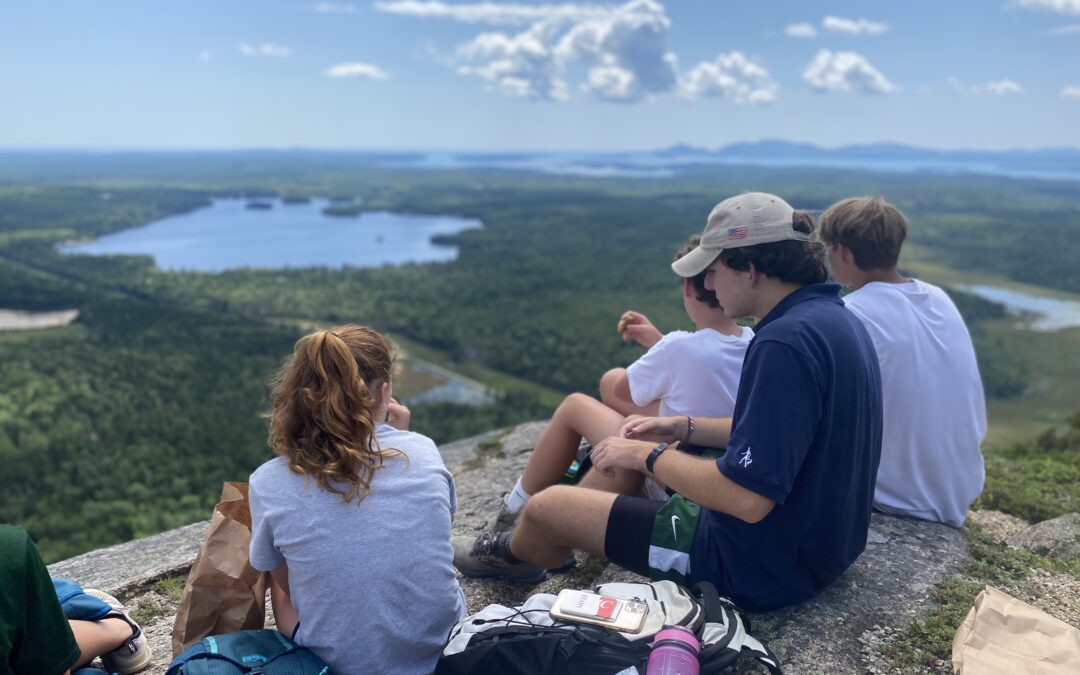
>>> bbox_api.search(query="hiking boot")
[549,551,578,574]
[83,588,153,674]
[490,498,520,532]
[452,531,546,584]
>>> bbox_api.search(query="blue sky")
[1,0,1078,151]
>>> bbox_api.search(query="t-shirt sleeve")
[626,333,679,407]
[9,530,80,675]
[720,341,822,504]
[248,476,285,572]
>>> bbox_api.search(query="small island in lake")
[246,200,274,210]
[430,234,461,247]
[322,203,364,217]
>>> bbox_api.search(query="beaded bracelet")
[683,415,695,444]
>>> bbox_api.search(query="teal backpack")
[165,629,331,675]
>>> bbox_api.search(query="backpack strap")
[692,582,783,675]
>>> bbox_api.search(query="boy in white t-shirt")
[820,196,987,527]
[490,235,753,531]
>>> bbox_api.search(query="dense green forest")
[1,154,1078,561]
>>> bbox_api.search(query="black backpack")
[436,580,781,675]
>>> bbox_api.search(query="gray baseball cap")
[671,192,810,278]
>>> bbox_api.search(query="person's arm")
[268,564,300,640]
[620,415,732,449]
[619,311,663,348]
[590,437,774,523]
[599,368,662,418]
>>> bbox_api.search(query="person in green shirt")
[1,525,150,675]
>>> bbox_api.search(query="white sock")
[504,478,531,514]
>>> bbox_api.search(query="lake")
[964,285,1080,332]
[59,198,483,272]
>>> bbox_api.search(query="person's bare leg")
[69,618,131,668]
[599,368,660,417]
[510,485,619,569]
[520,393,625,495]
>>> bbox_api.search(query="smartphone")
[549,589,648,633]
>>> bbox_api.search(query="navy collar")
[754,282,842,333]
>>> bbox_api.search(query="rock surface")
[48,521,208,596]
[50,421,976,674]
[1006,512,1080,560]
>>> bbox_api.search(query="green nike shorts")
[604,493,702,586]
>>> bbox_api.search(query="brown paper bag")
[171,482,267,656]
[952,585,1080,674]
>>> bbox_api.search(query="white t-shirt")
[627,327,752,501]
[627,327,753,420]
[844,280,987,527]
[249,425,467,675]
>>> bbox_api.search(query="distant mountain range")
[419,140,1080,181]
[654,140,1080,164]
[3,142,1079,181]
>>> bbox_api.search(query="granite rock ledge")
[47,420,974,674]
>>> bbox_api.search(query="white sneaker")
[83,588,153,674]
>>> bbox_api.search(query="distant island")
[430,234,460,247]
[245,200,273,210]
[322,203,364,217]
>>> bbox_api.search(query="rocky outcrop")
[48,421,977,673]
[1006,512,1080,560]
[48,521,208,597]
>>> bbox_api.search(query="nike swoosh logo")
[671,515,680,540]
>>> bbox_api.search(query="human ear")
[838,245,854,265]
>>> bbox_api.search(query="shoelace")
[470,531,502,557]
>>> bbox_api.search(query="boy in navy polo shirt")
[453,193,882,613]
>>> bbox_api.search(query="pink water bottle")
[646,625,700,675]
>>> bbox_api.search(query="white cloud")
[392,0,773,105]
[455,24,569,100]
[237,42,292,58]
[1061,85,1080,98]
[822,16,890,36]
[985,79,1024,95]
[553,0,678,101]
[312,2,357,13]
[374,1,606,26]
[324,62,390,79]
[680,52,778,104]
[784,23,817,38]
[803,49,898,94]
[1017,0,1080,15]
[445,0,684,103]
[1048,22,1080,33]
[198,50,212,62]
[948,78,1024,96]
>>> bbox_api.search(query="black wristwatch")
[645,442,670,474]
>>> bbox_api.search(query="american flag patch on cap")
[728,227,748,240]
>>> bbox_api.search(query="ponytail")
[268,325,403,503]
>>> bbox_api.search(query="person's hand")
[618,311,662,349]
[385,399,411,430]
[591,436,654,477]
[620,415,684,443]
